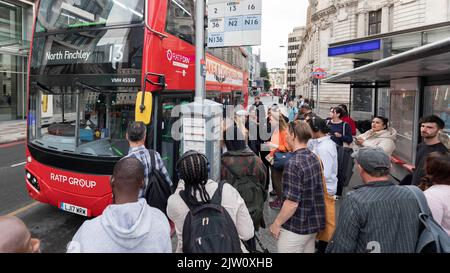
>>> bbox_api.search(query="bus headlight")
[26,171,40,191]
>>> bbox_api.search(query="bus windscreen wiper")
[32,81,55,94]
[75,81,102,93]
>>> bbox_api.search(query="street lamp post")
[195,0,206,101]
[279,45,287,96]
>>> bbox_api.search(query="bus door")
[156,93,192,183]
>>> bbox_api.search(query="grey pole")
[316,79,320,113]
[195,0,206,102]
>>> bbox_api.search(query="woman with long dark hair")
[328,107,352,147]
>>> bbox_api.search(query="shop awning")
[324,37,450,84]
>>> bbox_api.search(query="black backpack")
[327,121,354,187]
[222,158,266,230]
[144,150,173,215]
[180,181,242,253]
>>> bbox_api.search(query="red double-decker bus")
[25,0,248,217]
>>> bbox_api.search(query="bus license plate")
[59,202,88,216]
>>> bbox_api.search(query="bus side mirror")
[135,91,153,125]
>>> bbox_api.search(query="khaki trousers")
[277,228,317,253]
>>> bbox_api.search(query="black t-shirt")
[411,142,449,186]
[253,101,264,122]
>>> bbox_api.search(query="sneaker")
[269,198,282,210]
[269,190,277,196]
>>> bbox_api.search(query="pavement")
[0,119,26,145]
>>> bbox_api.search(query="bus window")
[233,91,243,106]
[166,0,195,44]
[160,97,191,179]
[206,91,221,103]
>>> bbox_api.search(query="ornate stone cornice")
[335,0,358,9]
[357,0,395,13]
[311,5,337,22]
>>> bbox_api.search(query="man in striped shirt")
[125,121,172,198]
[327,147,421,253]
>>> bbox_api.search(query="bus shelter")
[324,37,450,181]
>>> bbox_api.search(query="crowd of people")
[2,96,449,254]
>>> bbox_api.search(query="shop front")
[0,0,34,121]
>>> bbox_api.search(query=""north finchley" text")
[46,50,91,62]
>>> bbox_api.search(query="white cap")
[272,105,289,118]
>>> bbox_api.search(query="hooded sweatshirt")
[67,199,172,253]
[356,128,397,156]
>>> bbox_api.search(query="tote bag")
[315,155,336,242]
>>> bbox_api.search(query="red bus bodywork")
[25,0,248,217]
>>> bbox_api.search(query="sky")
[255,0,308,69]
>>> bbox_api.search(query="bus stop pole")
[195,0,206,102]
[316,79,320,112]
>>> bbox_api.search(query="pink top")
[424,185,450,236]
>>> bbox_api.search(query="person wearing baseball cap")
[354,147,392,176]
[327,147,422,253]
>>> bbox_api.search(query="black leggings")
[259,151,271,190]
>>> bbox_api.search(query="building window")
[389,6,394,32]
[368,9,382,35]
[166,0,195,44]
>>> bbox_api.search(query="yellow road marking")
[7,201,40,217]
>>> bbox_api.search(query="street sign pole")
[195,0,206,102]
[312,68,326,110]
[316,79,320,111]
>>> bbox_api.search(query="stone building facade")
[286,27,305,93]
[296,0,450,118]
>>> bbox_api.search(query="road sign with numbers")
[207,0,262,48]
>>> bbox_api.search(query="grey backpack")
[406,186,450,253]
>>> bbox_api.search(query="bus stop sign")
[312,68,327,79]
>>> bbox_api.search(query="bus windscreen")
[28,85,136,158]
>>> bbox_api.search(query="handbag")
[314,155,336,242]
[273,151,294,170]
[342,122,354,148]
